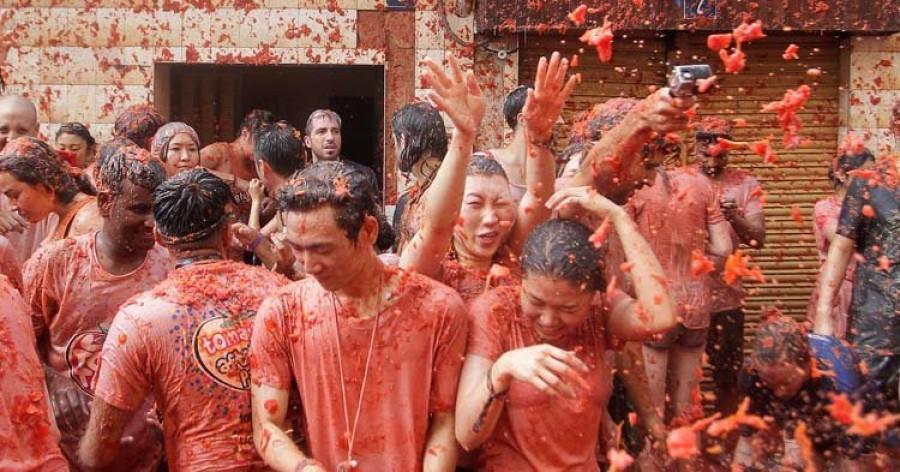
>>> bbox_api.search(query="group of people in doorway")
[0,50,898,472]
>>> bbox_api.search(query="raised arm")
[399,55,485,278]
[252,384,324,472]
[569,89,695,192]
[814,235,855,336]
[507,52,578,255]
[547,186,677,340]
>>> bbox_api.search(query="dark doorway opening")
[159,64,385,190]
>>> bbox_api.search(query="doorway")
[157,63,386,189]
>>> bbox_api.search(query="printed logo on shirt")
[65,325,108,396]
[192,312,255,391]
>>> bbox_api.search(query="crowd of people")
[0,49,898,472]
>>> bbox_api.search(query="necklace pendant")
[337,459,358,471]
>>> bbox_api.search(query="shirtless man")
[250,161,467,471]
[79,169,288,469]
[0,95,58,260]
[201,109,276,182]
[23,144,169,468]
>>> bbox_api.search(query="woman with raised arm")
[401,52,576,302]
[455,187,677,471]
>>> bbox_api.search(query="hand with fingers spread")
[422,55,485,138]
[493,344,590,398]
[523,52,579,144]
[547,185,625,221]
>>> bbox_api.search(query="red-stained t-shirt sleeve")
[93,307,151,413]
[430,293,468,413]
[250,293,294,390]
[21,244,58,338]
[466,289,513,361]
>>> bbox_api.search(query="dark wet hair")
[0,137,96,202]
[503,86,529,130]
[153,169,234,246]
[96,143,167,196]
[521,219,606,292]
[277,161,377,242]
[752,316,811,366]
[240,109,277,142]
[113,105,164,151]
[254,123,304,178]
[468,154,508,179]
[391,103,448,173]
[829,149,875,189]
[304,109,342,136]
[56,122,96,148]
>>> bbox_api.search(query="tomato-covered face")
[520,274,593,343]
[453,174,516,264]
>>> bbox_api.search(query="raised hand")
[422,55,485,138]
[248,179,265,202]
[546,185,624,220]
[494,344,590,398]
[522,52,579,144]
[634,87,697,135]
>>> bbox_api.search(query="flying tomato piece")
[706,33,733,52]
[567,4,589,26]
[782,43,800,60]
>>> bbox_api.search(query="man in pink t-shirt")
[694,118,767,421]
[250,161,467,471]
[630,167,732,427]
[0,274,68,471]
[79,169,288,470]
[23,144,170,468]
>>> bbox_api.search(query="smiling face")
[163,132,201,176]
[453,174,517,264]
[520,274,594,343]
[281,205,376,292]
[56,132,92,168]
[0,171,54,223]
[0,101,39,150]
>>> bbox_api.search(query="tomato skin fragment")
[706,34,733,52]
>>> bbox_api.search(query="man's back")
[94,260,287,471]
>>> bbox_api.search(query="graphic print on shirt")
[192,311,255,390]
[65,324,108,395]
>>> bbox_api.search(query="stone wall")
[843,33,900,155]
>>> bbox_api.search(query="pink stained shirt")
[0,235,22,292]
[22,233,170,465]
[0,276,68,472]
[440,252,520,304]
[466,285,627,472]
[629,169,726,329]
[94,260,288,471]
[1,195,59,263]
[250,266,468,471]
[806,196,854,338]
[698,167,764,313]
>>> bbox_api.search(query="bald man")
[0,95,60,260]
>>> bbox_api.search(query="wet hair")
[96,143,167,196]
[56,122,96,148]
[239,109,277,142]
[254,123,304,178]
[391,103,448,173]
[503,86,529,130]
[521,219,606,292]
[153,168,234,246]
[304,109,342,136]
[0,137,96,202]
[468,154,508,179]
[569,98,637,145]
[696,116,733,139]
[752,316,811,366]
[277,161,377,242]
[829,149,875,189]
[113,105,164,151]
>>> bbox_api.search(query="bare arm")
[77,398,133,469]
[570,88,695,191]
[615,343,666,444]
[508,52,577,254]
[814,235,855,336]
[423,411,458,471]
[252,384,325,472]
[707,220,733,259]
[547,187,677,340]
[400,55,484,279]
[727,210,766,249]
